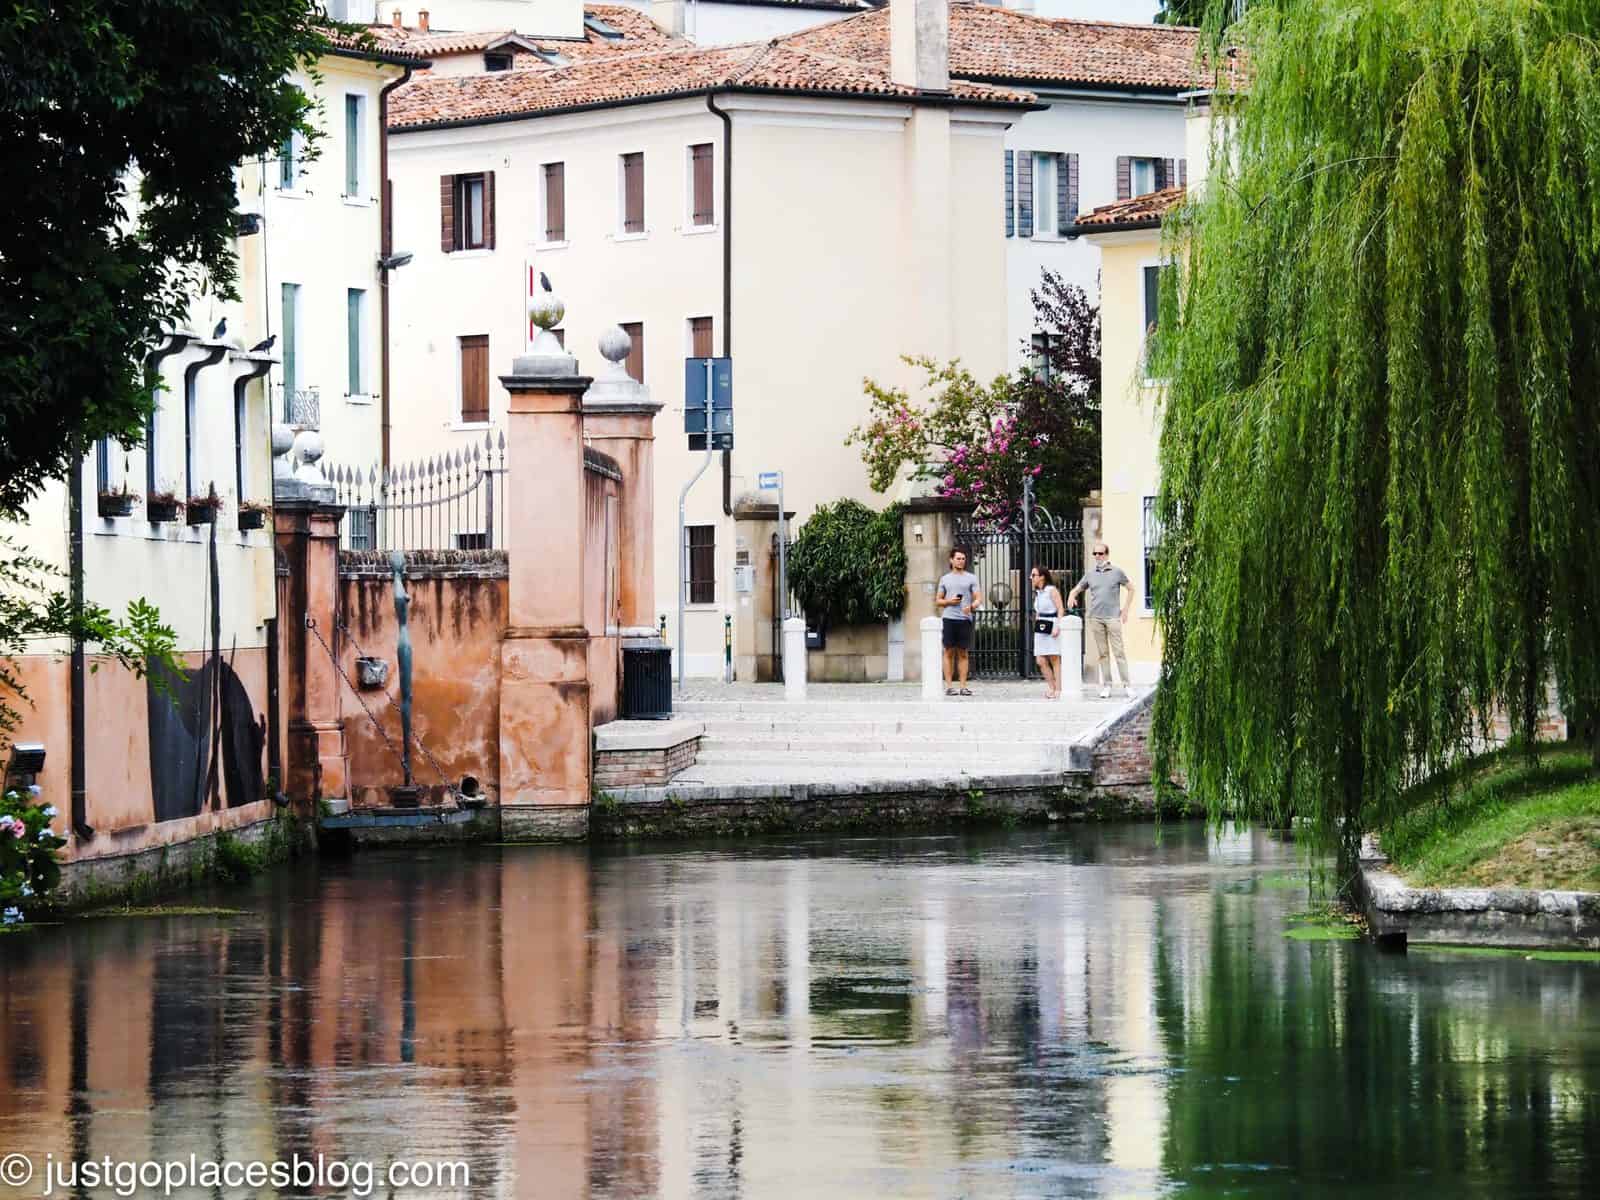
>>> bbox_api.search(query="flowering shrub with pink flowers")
[847,273,1101,527]
[0,787,66,926]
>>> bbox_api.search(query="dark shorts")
[942,619,974,651]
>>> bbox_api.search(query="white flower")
[41,805,57,819]
[19,883,31,898]
[1,907,22,926]
[37,828,50,841]
[26,785,40,798]
[0,815,12,831]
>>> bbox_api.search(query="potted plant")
[186,489,224,526]
[237,500,269,531]
[97,485,138,519]
[147,488,181,523]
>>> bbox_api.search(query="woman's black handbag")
[1033,618,1055,635]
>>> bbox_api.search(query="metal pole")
[676,359,715,687]
[776,478,788,620]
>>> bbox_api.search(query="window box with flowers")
[237,501,269,531]
[186,491,224,527]
[147,491,181,523]
[97,487,138,519]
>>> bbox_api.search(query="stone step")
[695,736,1061,756]
[694,751,1054,770]
[693,720,1071,739]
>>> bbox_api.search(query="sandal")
[945,687,958,696]
[959,688,973,696]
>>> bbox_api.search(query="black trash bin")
[621,645,673,719]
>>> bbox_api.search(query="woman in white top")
[1030,564,1066,699]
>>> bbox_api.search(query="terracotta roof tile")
[389,31,1032,129]
[1070,185,1185,232]
[784,4,1203,91]
[318,25,430,65]
[367,5,682,61]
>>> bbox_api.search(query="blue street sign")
[686,356,733,451]
[758,472,782,490]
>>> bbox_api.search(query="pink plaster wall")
[584,466,622,728]
[339,563,507,806]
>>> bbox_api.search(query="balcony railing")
[273,384,321,430]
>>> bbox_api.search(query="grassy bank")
[1383,744,1600,892]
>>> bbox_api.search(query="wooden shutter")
[459,334,489,423]
[690,316,713,358]
[484,170,496,249]
[544,162,565,241]
[1055,153,1071,232]
[1004,150,1014,238]
[622,153,644,233]
[1066,153,1080,223]
[1178,158,1188,189]
[620,321,644,382]
[690,143,714,225]
[1116,156,1131,200]
[440,173,455,252]
[1017,152,1033,238]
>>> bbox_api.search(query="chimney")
[391,7,402,27]
[890,0,950,92]
[418,8,429,31]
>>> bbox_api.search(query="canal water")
[1,824,1597,1198]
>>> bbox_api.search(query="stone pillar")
[1059,615,1084,701]
[919,617,943,701]
[782,616,807,702]
[274,464,348,810]
[732,493,783,682]
[902,498,971,682]
[582,327,663,638]
[497,287,594,836]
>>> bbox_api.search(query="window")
[280,283,300,416]
[620,152,644,234]
[686,525,715,604]
[347,508,376,550]
[1142,263,1171,377]
[1142,496,1163,612]
[1029,332,1056,382]
[441,172,494,252]
[459,334,489,424]
[234,381,247,503]
[347,288,367,396]
[1131,157,1157,197]
[1033,152,1057,237]
[183,368,198,498]
[620,321,643,383]
[344,95,364,197]
[96,438,111,494]
[542,162,565,242]
[484,51,512,71]
[688,316,713,359]
[688,143,714,227]
[278,133,299,190]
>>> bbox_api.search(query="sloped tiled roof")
[784,4,1202,92]
[319,25,431,66]
[367,5,681,63]
[389,35,1031,129]
[1069,186,1185,233]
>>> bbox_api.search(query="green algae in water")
[1410,944,1600,963]
[84,905,246,919]
[1285,924,1361,941]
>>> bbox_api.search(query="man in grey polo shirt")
[1068,541,1135,698]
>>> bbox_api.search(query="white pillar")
[1058,615,1083,701]
[920,616,944,701]
[782,616,807,702]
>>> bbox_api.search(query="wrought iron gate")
[953,499,1084,679]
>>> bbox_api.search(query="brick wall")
[593,737,700,788]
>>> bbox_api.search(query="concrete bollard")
[1058,615,1084,701]
[920,617,944,701]
[783,616,808,702]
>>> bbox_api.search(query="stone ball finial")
[598,324,632,366]
[528,286,565,333]
[294,429,324,466]
[271,423,295,457]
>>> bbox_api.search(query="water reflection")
[1,825,1597,1198]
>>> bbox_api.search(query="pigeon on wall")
[212,317,227,340]
[249,334,276,353]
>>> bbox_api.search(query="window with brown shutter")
[484,169,496,249]
[686,525,715,604]
[543,162,565,242]
[440,174,455,252]
[689,316,713,359]
[621,152,644,234]
[620,321,644,382]
[689,143,713,226]
[459,334,489,423]
[452,173,487,250]
[1116,156,1132,201]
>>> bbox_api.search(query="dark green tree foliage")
[1151,0,1600,871]
[787,501,907,630]
[0,0,329,515]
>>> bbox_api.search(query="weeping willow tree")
[1151,0,1600,879]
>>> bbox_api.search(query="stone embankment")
[592,686,1167,839]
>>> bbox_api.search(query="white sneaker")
[1099,685,1111,699]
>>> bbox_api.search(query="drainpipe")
[67,456,91,842]
[706,92,734,516]
[379,65,416,472]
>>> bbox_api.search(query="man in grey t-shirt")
[1068,541,1135,698]
[936,548,983,696]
